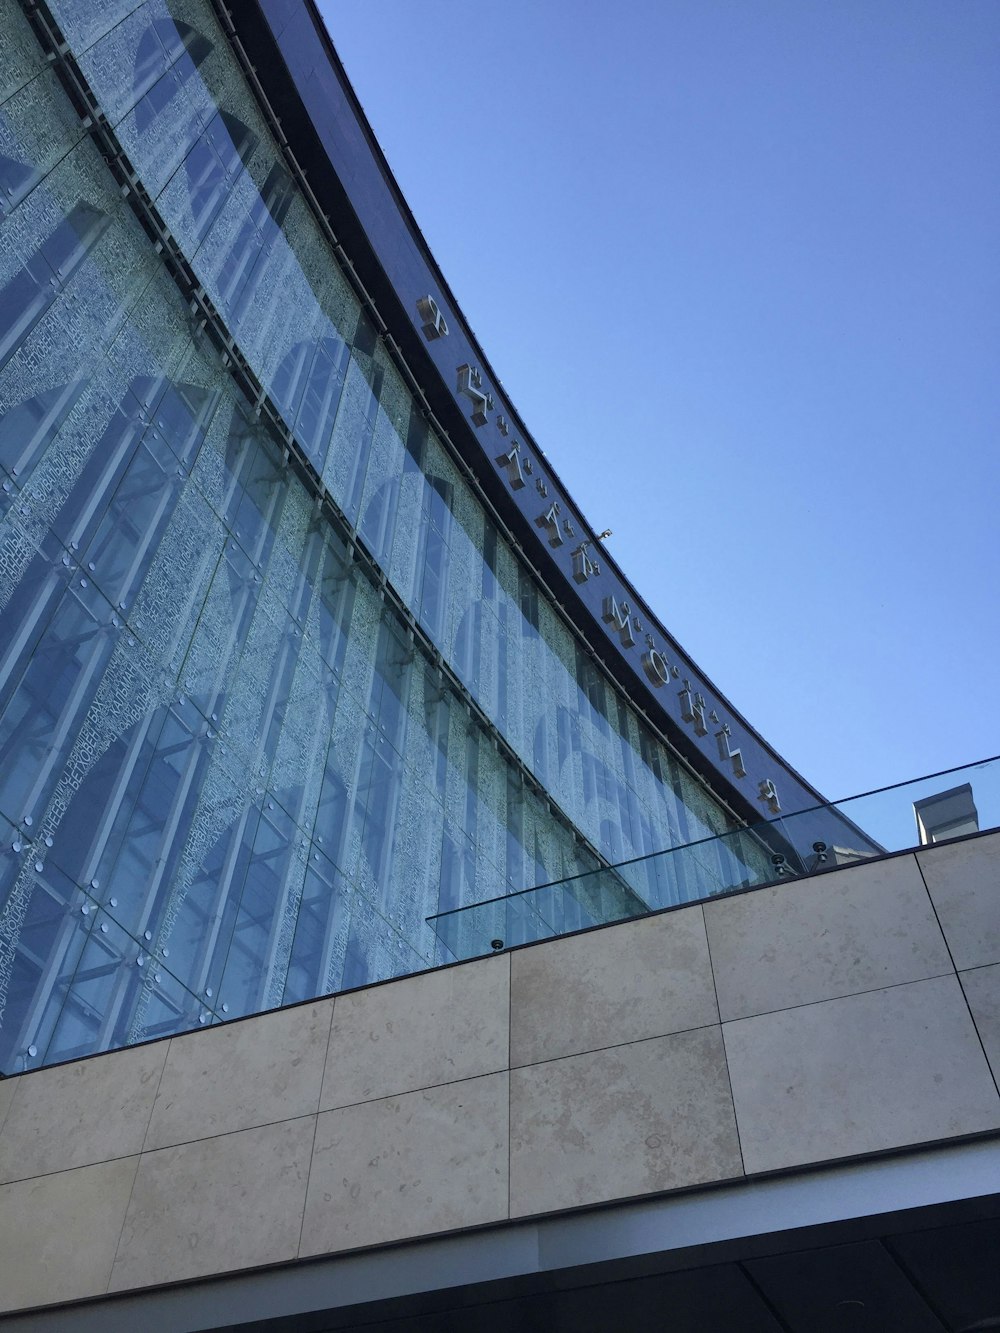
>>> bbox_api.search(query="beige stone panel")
[0,1042,166,1184]
[320,957,508,1110]
[144,1000,333,1150]
[725,973,1000,1176]
[704,855,952,1021]
[0,1156,138,1313]
[509,1027,741,1218]
[301,1071,507,1255]
[510,906,718,1067]
[109,1117,313,1291]
[0,1075,15,1137]
[918,832,1000,970]
[960,964,1000,1085]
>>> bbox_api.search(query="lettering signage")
[414,296,782,814]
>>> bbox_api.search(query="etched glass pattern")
[0,0,764,1072]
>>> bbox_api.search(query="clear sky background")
[317,0,999,804]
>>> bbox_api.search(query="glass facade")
[0,0,765,1073]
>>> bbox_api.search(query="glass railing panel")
[428,756,1000,962]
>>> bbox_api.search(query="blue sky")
[318,0,999,803]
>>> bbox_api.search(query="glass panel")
[11,0,977,1081]
[429,756,1000,962]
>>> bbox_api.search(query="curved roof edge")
[225,0,832,825]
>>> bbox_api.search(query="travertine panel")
[0,1042,166,1183]
[704,855,952,1021]
[109,1117,314,1291]
[0,1075,16,1138]
[510,906,717,1067]
[0,1156,138,1313]
[320,957,508,1109]
[725,974,1000,1175]
[509,1027,741,1217]
[960,964,1000,1085]
[301,1071,508,1254]
[144,1000,333,1150]
[918,832,1000,970]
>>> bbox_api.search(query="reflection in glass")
[1,0,783,1074]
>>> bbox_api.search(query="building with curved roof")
[1,5,999,1330]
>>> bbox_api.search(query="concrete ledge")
[3,1140,999,1332]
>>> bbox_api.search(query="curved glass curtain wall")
[0,0,767,1072]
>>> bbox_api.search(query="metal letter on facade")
[571,541,598,585]
[679,679,708,736]
[602,594,635,648]
[715,723,747,779]
[495,442,526,489]
[642,648,670,687]
[758,778,781,814]
[536,502,564,548]
[416,295,448,340]
[456,363,494,425]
